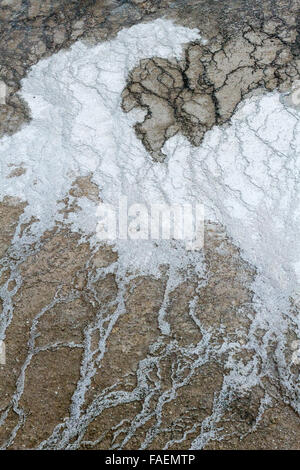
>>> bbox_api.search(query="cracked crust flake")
[122,23,300,160]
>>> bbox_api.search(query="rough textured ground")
[1,200,299,450]
[0,0,300,450]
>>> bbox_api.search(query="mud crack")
[122,22,300,160]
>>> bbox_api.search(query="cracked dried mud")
[0,0,300,451]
